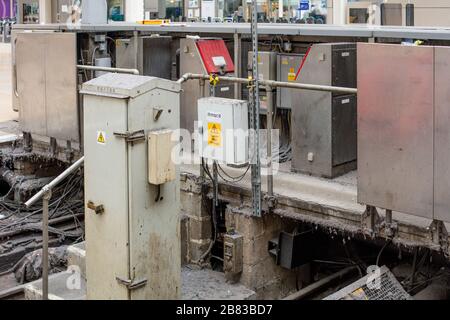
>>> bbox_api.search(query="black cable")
[217,164,250,183]
[376,240,392,267]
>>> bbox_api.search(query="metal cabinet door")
[332,94,357,166]
[127,91,181,300]
[15,32,78,142]
[142,36,172,79]
[434,47,450,223]
[15,32,47,136]
[357,43,434,218]
[331,45,357,88]
[45,33,78,141]
[84,96,130,300]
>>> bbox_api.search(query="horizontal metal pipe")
[282,266,357,300]
[177,73,357,94]
[77,65,139,75]
[176,73,192,84]
[262,79,358,94]
[25,157,85,208]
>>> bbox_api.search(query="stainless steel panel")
[15,32,46,136]
[291,89,333,177]
[291,43,357,178]
[357,43,434,219]
[115,38,136,69]
[45,33,78,141]
[116,36,172,79]
[142,36,172,79]
[291,45,333,176]
[15,32,78,142]
[434,47,450,223]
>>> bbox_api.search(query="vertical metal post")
[233,32,242,100]
[200,79,206,97]
[199,79,206,181]
[266,85,273,197]
[213,161,219,207]
[133,31,139,70]
[385,209,392,225]
[42,188,51,300]
[250,0,262,217]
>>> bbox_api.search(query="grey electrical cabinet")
[116,36,172,80]
[81,73,181,300]
[248,51,277,83]
[291,43,357,178]
[276,53,304,110]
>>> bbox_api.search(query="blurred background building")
[4,0,450,26]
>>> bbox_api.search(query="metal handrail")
[77,65,139,75]
[24,156,85,300]
[25,157,85,207]
[177,73,358,94]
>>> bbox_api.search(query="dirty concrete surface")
[181,266,256,300]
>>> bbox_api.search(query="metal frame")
[249,0,261,217]
[12,23,450,41]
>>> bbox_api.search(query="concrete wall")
[180,174,310,299]
[225,206,311,299]
[180,175,212,263]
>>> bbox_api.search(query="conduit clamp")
[247,75,256,90]
[209,74,220,87]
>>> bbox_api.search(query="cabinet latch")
[114,130,146,143]
[116,277,148,290]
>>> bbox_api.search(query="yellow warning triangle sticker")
[97,131,106,144]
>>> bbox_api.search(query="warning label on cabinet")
[207,123,222,147]
[97,131,106,145]
[288,67,296,82]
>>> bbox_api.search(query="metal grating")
[324,266,412,300]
